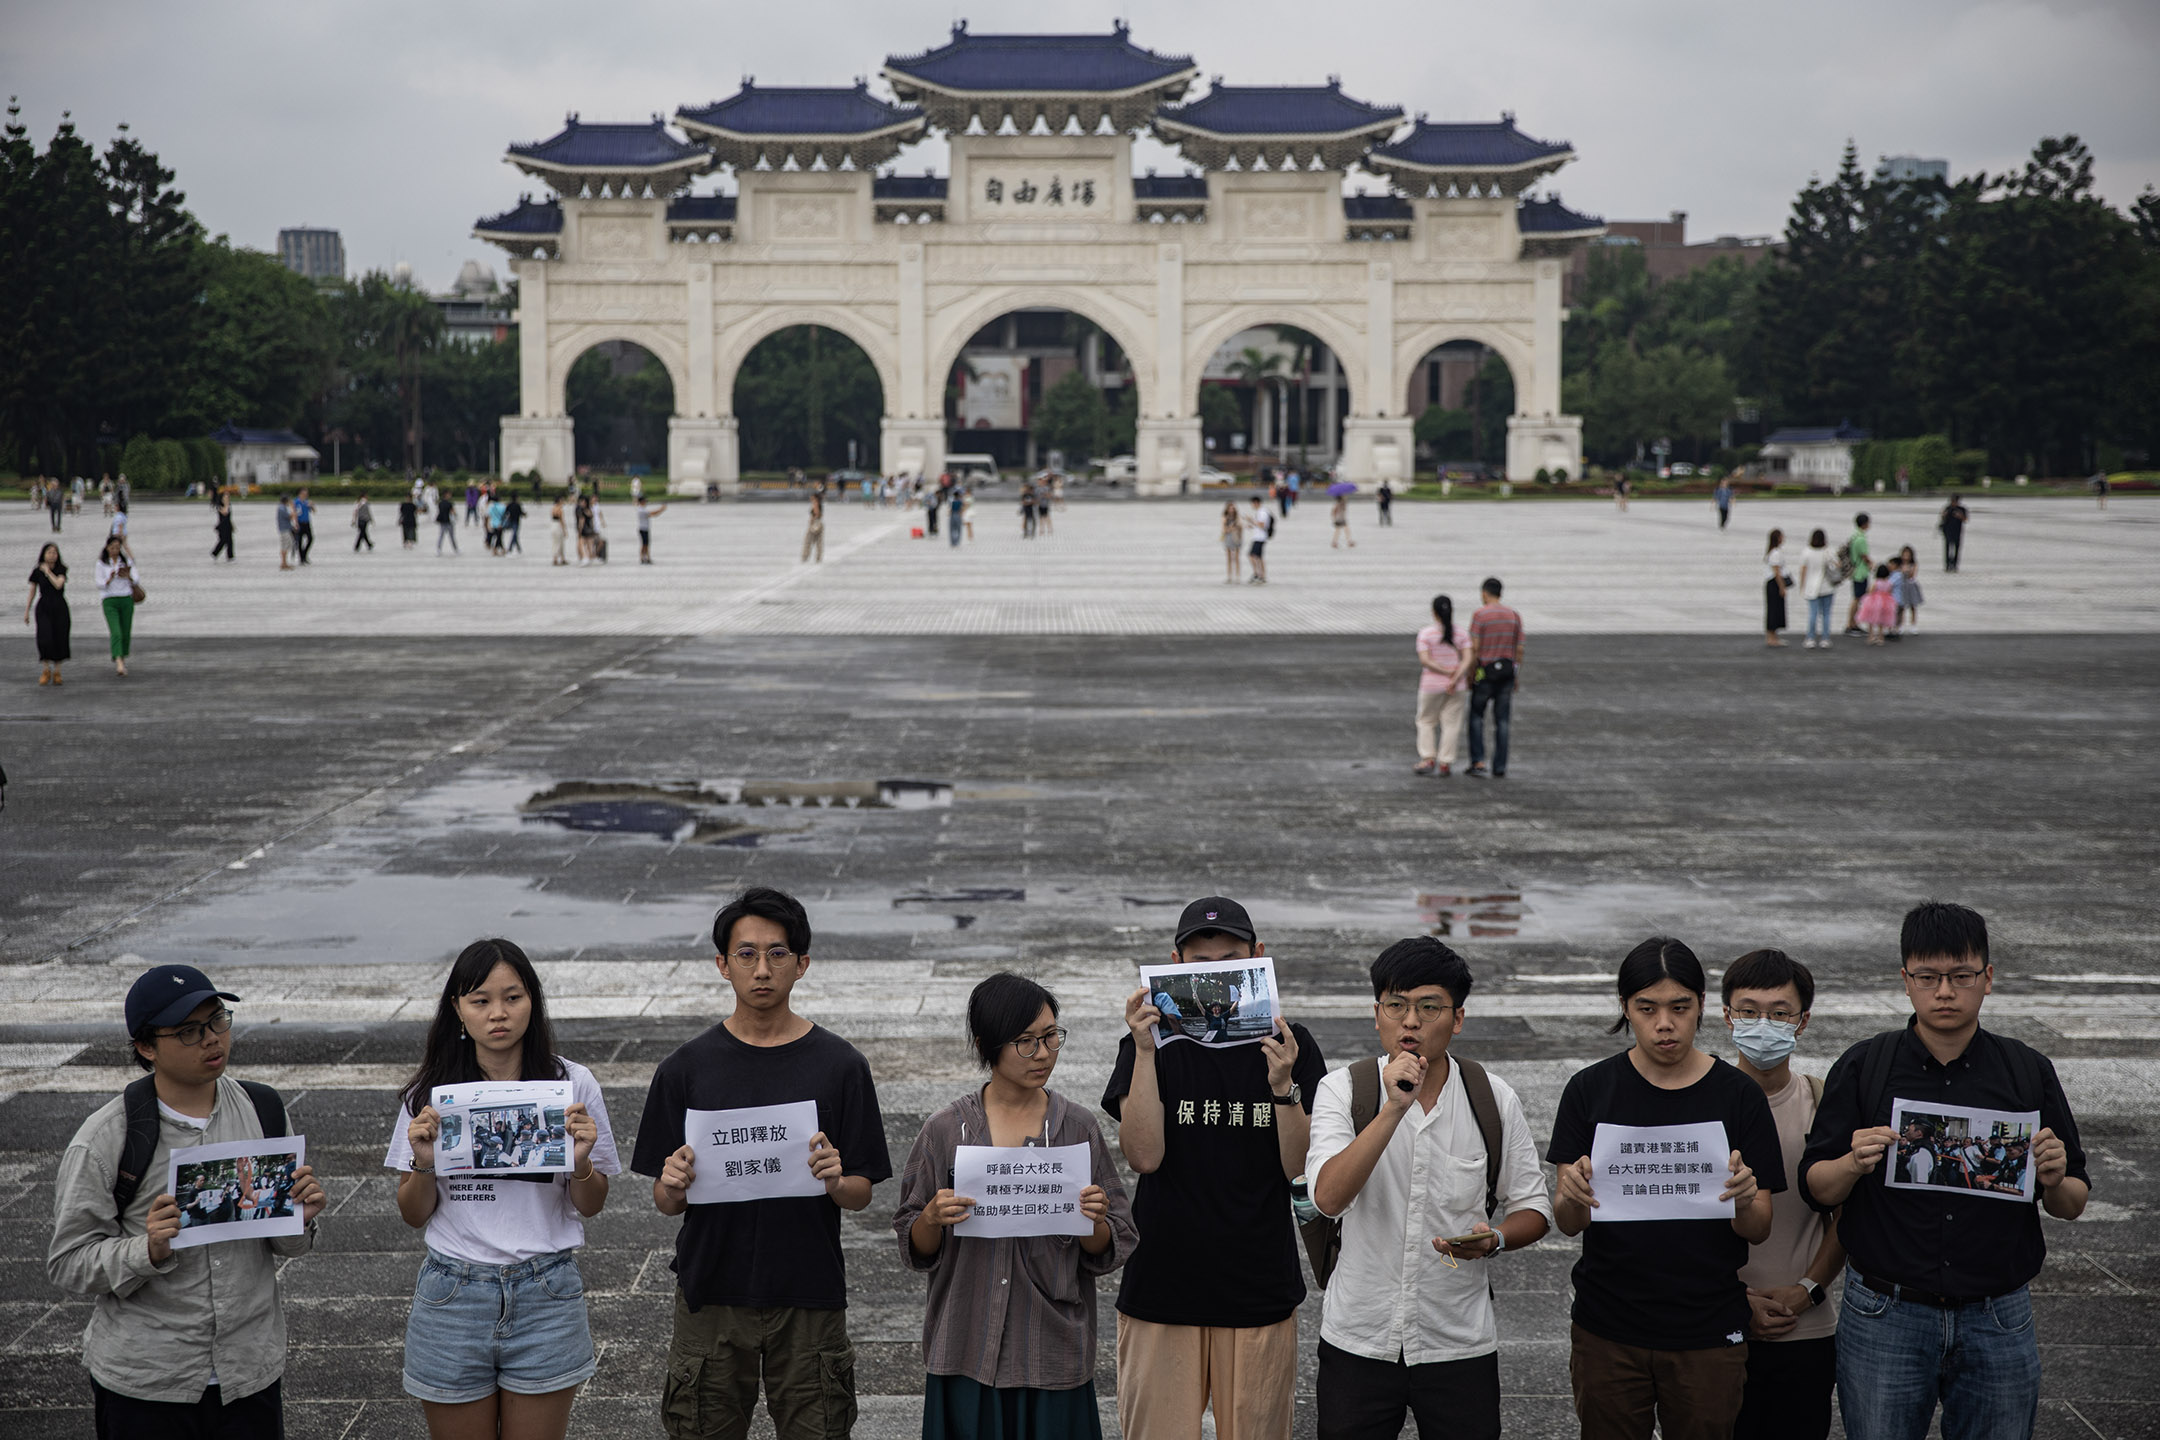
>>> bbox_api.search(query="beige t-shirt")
[1737,1071,1839,1341]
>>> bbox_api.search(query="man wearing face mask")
[1722,950,1843,1440]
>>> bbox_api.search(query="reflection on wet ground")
[518,777,955,846]
[1418,891,1529,938]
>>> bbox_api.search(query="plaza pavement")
[0,494,2155,1438]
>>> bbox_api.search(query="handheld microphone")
[1396,1079,1417,1094]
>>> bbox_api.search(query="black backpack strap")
[1858,1029,1903,1130]
[1348,1057,1383,1136]
[240,1081,287,1140]
[113,1075,162,1220]
[1454,1056,1506,1219]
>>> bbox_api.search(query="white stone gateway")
[475,23,1605,493]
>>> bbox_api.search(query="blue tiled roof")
[1517,195,1602,233]
[1133,174,1208,199]
[508,117,707,170]
[1369,116,1571,169]
[1345,194,1413,220]
[666,195,738,222]
[210,424,312,447]
[1157,82,1402,136]
[873,175,950,200]
[474,196,564,234]
[678,84,921,136]
[885,22,1195,93]
[1767,425,1870,444]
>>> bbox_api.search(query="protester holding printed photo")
[385,937,617,1437]
[895,973,1137,1439]
[1547,938,1782,1440]
[1102,896,1327,1440]
[1799,902,2088,1440]
[48,964,326,1439]
[634,887,892,1440]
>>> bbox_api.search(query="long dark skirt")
[923,1374,1101,1440]
[35,595,70,662]
[1764,577,1788,633]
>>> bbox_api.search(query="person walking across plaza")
[387,938,617,1438]
[802,495,825,564]
[502,491,525,554]
[352,495,374,552]
[637,496,667,564]
[949,484,964,548]
[212,493,236,562]
[1763,529,1790,648]
[95,534,140,677]
[1306,938,1552,1440]
[1797,529,1835,648]
[275,495,296,571]
[896,973,1137,1440]
[1376,480,1394,527]
[1413,595,1469,776]
[1800,902,2088,1440]
[549,497,568,565]
[1938,496,1968,572]
[48,963,327,1439]
[1244,494,1272,584]
[634,887,892,1440]
[1548,938,1781,1440]
[464,480,481,527]
[26,542,71,687]
[1219,500,1245,582]
[291,489,315,564]
[1721,950,1843,1440]
[435,488,460,555]
[1714,476,1734,530]
[1463,578,1521,779]
[1331,491,1355,548]
[1103,897,1326,1440]
[1840,513,1872,635]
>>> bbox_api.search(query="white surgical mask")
[1731,1017,1799,1068]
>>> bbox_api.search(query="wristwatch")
[1798,1278,1825,1309]
[1272,1083,1301,1106]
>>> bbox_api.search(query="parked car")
[1095,454,1137,483]
[945,453,1000,486]
[1670,462,1697,477]
[1196,466,1237,486]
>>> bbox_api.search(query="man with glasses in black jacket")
[1800,902,2089,1440]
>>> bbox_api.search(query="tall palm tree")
[1227,346,1286,456]
[1270,325,1323,467]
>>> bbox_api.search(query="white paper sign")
[432,1080,574,1176]
[168,1135,308,1249]
[952,1142,1094,1238]
[1886,1099,2040,1204]
[1589,1121,1732,1222]
[684,1100,827,1204]
[1136,956,1282,1049]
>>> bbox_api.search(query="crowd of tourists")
[53,892,2083,1440]
[1754,501,1969,648]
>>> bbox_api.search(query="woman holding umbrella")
[1329,479,1357,549]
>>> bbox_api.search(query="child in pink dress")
[1857,563,1900,645]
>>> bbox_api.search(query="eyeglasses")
[157,1008,233,1047]
[1378,998,1455,1021]
[1903,968,1985,991]
[1010,1027,1068,1057]
[728,945,796,967]
[1729,1007,1803,1024]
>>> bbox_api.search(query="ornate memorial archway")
[477,24,1604,490]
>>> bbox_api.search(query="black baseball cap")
[1174,896,1256,948]
[125,965,240,1036]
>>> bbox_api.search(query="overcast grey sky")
[6,0,2154,290]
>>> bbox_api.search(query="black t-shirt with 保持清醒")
[1103,1024,1327,1329]
[1546,1050,1786,1352]
[630,1021,891,1312]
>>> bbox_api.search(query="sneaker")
[1802,639,1816,649]
[1465,765,1488,779]
[1413,759,1438,776]
[1436,764,1451,777]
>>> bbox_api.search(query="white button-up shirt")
[1307,1055,1553,1365]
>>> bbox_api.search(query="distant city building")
[1564,210,1777,304]
[1876,156,1949,185]
[435,259,513,346]
[277,228,345,281]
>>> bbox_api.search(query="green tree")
[1565,343,1731,463]
[1227,346,1287,459]
[733,325,882,472]
[1198,384,1242,443]
[1030,369,1108,463]
[171,240,335,435]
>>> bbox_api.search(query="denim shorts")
[403,1248,597,1404]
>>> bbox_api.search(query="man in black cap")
[1103,896,1326,1440]
[48,964,325,1438]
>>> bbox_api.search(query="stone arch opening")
[1190,318,1356,471]
[562,339,676,473]
[717,309,902,425]
[1400,330,1530,476]
[731,326,886,475]
[939,306,1140,473]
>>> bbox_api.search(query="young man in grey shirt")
[48,965,325,1438]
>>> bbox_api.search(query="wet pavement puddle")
[518,778,956,846]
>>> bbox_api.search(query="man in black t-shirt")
[1102,896,1326,1440]
[633,888,892,1440]
[1799,902,2087,1440]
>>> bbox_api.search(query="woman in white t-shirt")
[1763,528,1790,648]
[386,938,618,1435]
[1796,527,1836,649]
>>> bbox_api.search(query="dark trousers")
[93,1377,283,1439]
[1943,528,1962,571]
[1468,677,1514,773]
[212,528,234,560]
[507,521,521,552]
[1717,502,1731,529]
[293,523,312,562]
[1735,1335,1835,1440]
[353,521,372,550]
[1569,1325,1747,1440]
[1317,1339,1499,1440]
